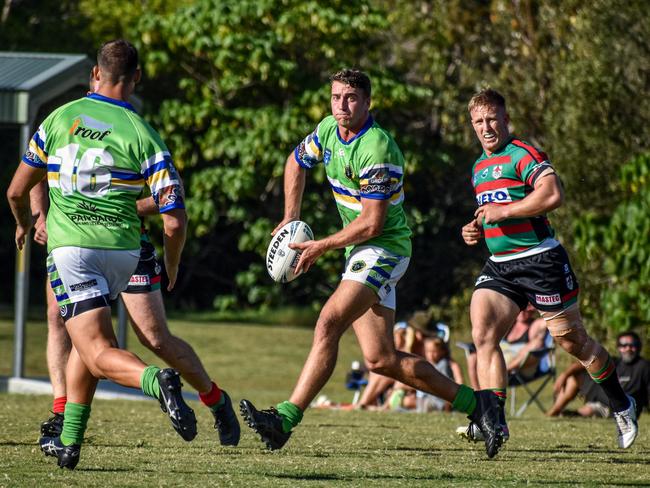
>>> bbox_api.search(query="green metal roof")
[0,52,92,124]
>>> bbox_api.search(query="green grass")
[1,318,649,487]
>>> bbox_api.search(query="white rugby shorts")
[341,245,409,310]
[47,246,140,305]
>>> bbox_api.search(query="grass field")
[1,318,648,487]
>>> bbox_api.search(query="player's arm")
[30,178,49,246]
[477,169,564,225]
[7,163,47,250]
[291,198,388,274]
[160,207,187,291]
[272,151,307,235]
[136,196,158,216]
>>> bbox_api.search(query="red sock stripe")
[593,360,616,383]
[199,381,222,407]
[491,389,507,399]
[53,396,67,414]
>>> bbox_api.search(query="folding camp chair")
[507,335,556,417]
[456,332,556,417]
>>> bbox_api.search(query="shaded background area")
[1,0,649,341]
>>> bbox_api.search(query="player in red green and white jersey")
[9,40,205,469]
[240,69,503,459]
[460,88,637,449]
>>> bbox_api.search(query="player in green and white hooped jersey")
[7,40,196,469]
[460,88,636,449]
[240,70,503,458]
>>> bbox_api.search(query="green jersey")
[294,115,412,257]
[471,136,556,259]
[23,93,184,252]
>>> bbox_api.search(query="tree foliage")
[574,153,650,338]
[1,0,649,339]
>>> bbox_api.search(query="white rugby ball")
[266,220,314,283]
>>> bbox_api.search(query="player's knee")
[313,316,344,345]
[471,325,499,349]
[138,332,169,352]
[543,305,602,368]
[365,354,398,376]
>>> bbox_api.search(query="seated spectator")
[415,337,464,412]
[547,331,649,418]
[356,319,424,409]
[460,303,549,390]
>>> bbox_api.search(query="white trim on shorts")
[341,245,409,310]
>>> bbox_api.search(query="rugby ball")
[266,220,314,283]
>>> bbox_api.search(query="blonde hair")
[468,88,506,113]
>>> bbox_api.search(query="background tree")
[1,0,648,341]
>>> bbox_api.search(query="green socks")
[60,402,91,446]
[276,401,303,433]
[140,365,162,400]
[452,384,477,415]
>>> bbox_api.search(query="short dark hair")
[468,88,506,113]
[330,69,371,98]
[97,39,139,84]
[617,331,642,351]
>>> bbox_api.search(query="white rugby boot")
[613,395,638,448]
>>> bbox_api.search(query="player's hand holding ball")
[266,220,314,283]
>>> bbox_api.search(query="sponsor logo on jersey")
[128,274,150,286]
[351,260,366,272]
[323,149,332,165]
[338,148,345,158]
[77,201,98,212]
[566,275,574,290]
[345,164,353,179]
[267,228,289,271]
[492,165,503,179]
[535,293,561,306]
[476,189,512,206]
[70,279,98,292]
[69,212,124,228]
[563,264,570,274]
[481,168,489,179]
[69,114,113,141]
[475,275,494,285]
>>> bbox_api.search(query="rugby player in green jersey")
[460,88,637,449]
[8,40,200,469]
[241,69,503,458]
[30,72,238,451]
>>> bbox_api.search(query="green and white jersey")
[22,93,184,253]
[294,115,412,257]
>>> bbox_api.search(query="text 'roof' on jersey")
[472,137,556,259]
[294,115,412,257]
[22,93,184,252]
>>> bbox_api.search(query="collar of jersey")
[86,92,137,112]
[336,115,374,145]
[482,135,515,158]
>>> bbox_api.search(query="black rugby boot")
[40,412,64,438]
[240,399,291,450]
[39,435,81,470]
[156,368,197,441]
[468,390,504,458]
[211,391,241,446]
